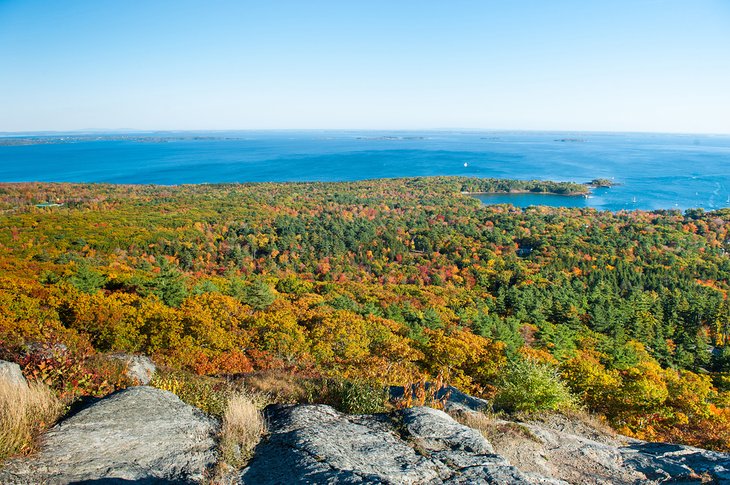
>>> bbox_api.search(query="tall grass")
[219,391,267,469]
[0,379,63,461]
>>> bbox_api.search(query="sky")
[1,0,729,134]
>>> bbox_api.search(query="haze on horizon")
[1,0,729,135]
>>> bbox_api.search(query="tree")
[147,258,188,307]
[70,263,106,294]
[242,279,276,311]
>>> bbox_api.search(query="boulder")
[0,386,218,484]
[399,407,561,484]
[0,359,26,387]
[437,385,490,414]
[110,353,157,385]
[240,404,561,484]
[24,342,68,359]
[621,441,730,483]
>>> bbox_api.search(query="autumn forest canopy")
[2,176,730,450]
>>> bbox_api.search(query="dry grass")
[527,408,618,444]
[0,379,63,461]
[243,370,307,403]
[452,406,620,449]
[451,409,542,444]
[219,390,268,470]
[450,409,496,436]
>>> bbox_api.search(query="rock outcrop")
[481,412,730,484]
[3,382,730,484]
[110,353,157,385]
[240,404,563,484]
[0,386,218,484]
[0,359,26,387]
[241,403,730,484]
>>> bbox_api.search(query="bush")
[150,372,229,417]
[493,358,576,414]
[0,379,63,461]
[308,377,388,415]
[20,344,130,401]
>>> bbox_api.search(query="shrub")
[309,377,388,415]
[493,358,576,414]
[219,391,268,469]
[0,379,63,461]
[150,372,229,417]
[20,344,127,401]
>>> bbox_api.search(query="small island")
[587,178,618,188]
[554,138,586,142]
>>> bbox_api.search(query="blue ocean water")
[1,130,729,211]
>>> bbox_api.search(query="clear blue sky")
[1,0,729,133]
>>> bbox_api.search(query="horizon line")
[1,127,730,137]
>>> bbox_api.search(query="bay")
[1,130,729,211]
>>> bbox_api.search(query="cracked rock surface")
[240,404,563,484]
[241,404,730,485]
[481,412,730,484]
[0,386,217,484]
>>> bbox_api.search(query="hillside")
[2,177,730,463]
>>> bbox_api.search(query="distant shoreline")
[0,132,722,211]
[462,189,589,197]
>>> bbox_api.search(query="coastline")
[461,189,589,197]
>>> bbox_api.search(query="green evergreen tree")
[70,263,107,294]
[242,279,276,311]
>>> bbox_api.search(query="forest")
[2,176,730,452]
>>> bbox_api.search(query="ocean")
[1,130,729,211]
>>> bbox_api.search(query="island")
[457,177,589,196]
